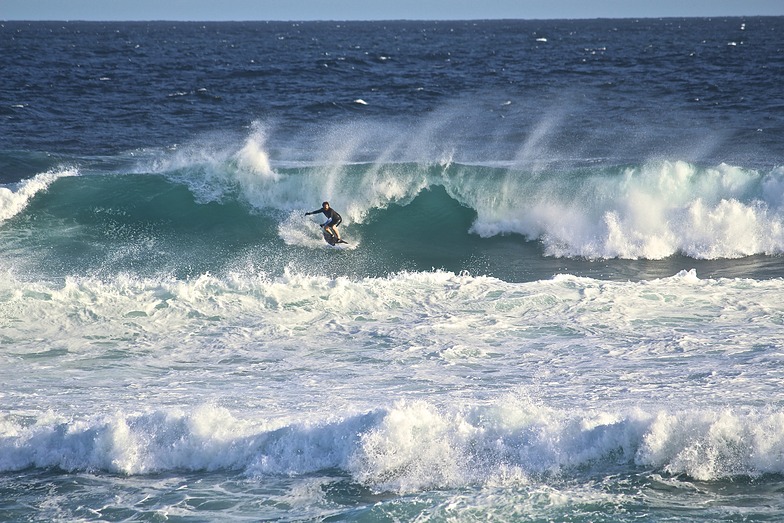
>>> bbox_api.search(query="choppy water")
[2,18,784,522]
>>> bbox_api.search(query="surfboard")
[323,229,338,246]
[322,229,347,246]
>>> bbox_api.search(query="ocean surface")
[2,17,784,521]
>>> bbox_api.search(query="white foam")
[0,168,77,223]
[235,122,278,182]
[638,408,784,480]
[278,210,325,247]
[3,396,784,489]
[2,268,784,488]
[469,161,784,259]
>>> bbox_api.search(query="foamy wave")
[146,130,784,261]
[140,120,438,222]
[639,408,784,481]
[0,405,266,474]
[0,168,77,223]
[469,161,784,260]
[2,268,781,366]
[142,122,284,205]
[3,398,784,488]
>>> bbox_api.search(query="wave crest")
[467,161,784,259]
[0,168,77,223]
[138,124,784,261]
[4,394,784,488]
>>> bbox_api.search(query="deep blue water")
[3,19,783,165]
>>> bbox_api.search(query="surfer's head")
[322,201,330,209]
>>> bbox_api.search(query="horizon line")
[3,14,780,23]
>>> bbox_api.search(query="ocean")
[2,17,784,521]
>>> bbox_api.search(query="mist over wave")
[130,122,784,262]
[2,122,783,280]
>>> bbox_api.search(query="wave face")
[150,130,784,263]
[2,141,783,283]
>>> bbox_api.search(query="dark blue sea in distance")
[2,18,784,522]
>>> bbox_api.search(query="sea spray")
[4,398,784,490]
[465,161,784,259]
[129,123,784,260]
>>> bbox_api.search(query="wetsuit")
[307,207,342,228]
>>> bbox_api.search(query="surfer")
[305,201,346,244]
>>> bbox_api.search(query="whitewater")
[2,17,784,522]
[3,266,784,520]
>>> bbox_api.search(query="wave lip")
[0,168,77,223]
[469,161,784,260]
